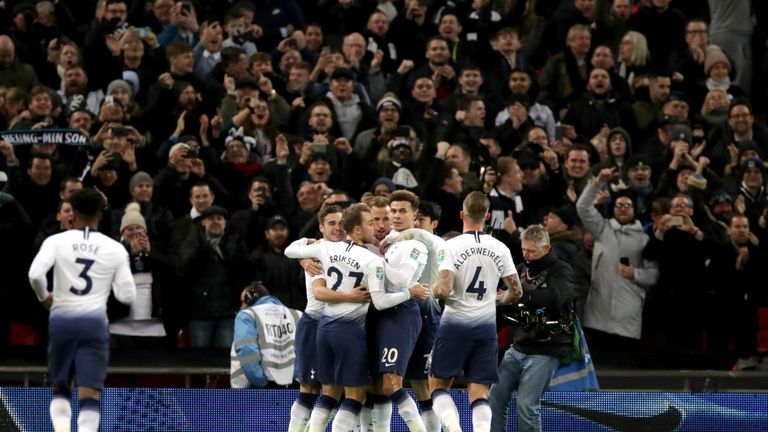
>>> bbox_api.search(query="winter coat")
[576,178,659,339]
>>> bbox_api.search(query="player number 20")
[466,266,486,300]
[381,347,399,364]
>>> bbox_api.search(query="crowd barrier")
[1,388,767,431]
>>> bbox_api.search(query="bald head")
[0,36,15,68]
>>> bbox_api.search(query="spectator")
[109,203,173,348]
[577,168,659,350]
[0,35,38,93]
[543,203,582,263]
[632,72,672,137]
[708,0,755,94]
[627,0,687,69]
[252,215,304,309]
[180,205,253,348]
[562,67,637,142]
[705,214,764,355]
[616,31,651,90]
[230,281,302,388]
[539,24,591,113]
[642,193,713,352]
[494,68,556,140]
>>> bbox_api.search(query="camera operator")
[489,224,575,432]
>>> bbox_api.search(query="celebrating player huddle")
[284,190,522,432]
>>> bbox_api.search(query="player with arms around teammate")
[28,188,136,432]
[430,191,523,432]
[284,204,345,432]
[367,190,430,432]
[286,203,382,432]
[381,199,445,431]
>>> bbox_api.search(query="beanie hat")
[550,204,577,228]
[704,45,731,76]
[128,171,153,193]
[376,92,402,111]
[107,79,133,98]
[120,202,147,232]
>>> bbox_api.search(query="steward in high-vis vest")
[231,282,302,388]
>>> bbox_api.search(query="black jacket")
[179,227,254,320]
[512,252,575,357]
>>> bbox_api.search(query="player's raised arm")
[432,269,455,300]
[28,238,56,302]
[284,238,322,259]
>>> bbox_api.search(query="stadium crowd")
[0,0,767,367]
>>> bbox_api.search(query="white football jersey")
[382,239,428,293]
[28,227,136,318]
[284,239,384,321]
[437,231,516,331]
[285,238,328,320]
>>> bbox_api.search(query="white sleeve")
[437,245,455,274]
[370,257,411,309]
[385,228,434,248]
[284,238,321,259]
[28,238,55,302]
[384,245,421,289]
[370,289,411,310]
[112,249,136,305]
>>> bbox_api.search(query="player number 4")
[466,266,486,300]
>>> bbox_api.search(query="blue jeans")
[489,347,559,432]
[189,319,234,348]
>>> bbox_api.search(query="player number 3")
[69,258,95,296]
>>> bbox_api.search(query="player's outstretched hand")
[348,285,371,303]
[409,283,429,300]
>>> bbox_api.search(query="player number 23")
[69,258,95,296]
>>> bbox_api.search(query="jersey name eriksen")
[72,242,101,255]
[329,254,361,270]
[454,247,504,272]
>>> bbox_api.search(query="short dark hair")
[221,47,246,68]
[456,95,483,111]
[244,281,271,305]
[69,188,105,219]
[390,190,419,212]
[318,204,343,225]
[418,200,442,221]
[342,203,371,234]
[729,97,752,115]
[59,177,82,192]
[166,41,193,60]
[189,180,212,196]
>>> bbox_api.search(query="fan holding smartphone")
[574,167,659,349]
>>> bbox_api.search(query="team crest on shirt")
[376,267,384,280]
[437,250,444,263]
[410,248,420,260]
